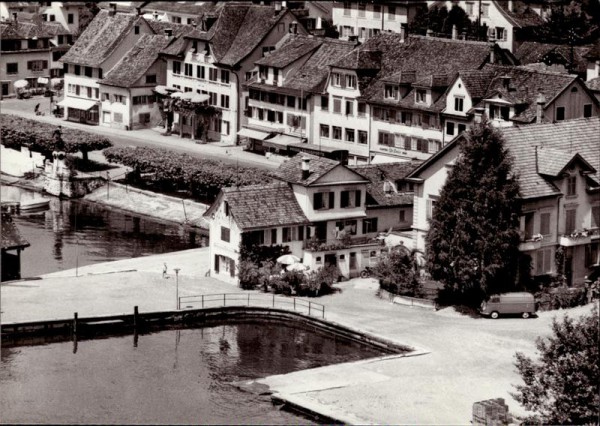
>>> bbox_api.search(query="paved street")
[1,249,595,424]
[0,96,283,171]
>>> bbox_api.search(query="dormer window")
[384,84,398,100]
[259,65,268,80]
[332,72,342,87]
[273,68,279,84]
[454,96,464,112]
[416,89,427,104]
[489,104,510,121]
[346,74,356,89]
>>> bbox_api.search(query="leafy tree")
[425,120,522,307]
[533,1,600,45]
[237,259,262,290]
[512,307,599,424]
[373,248,423,297]
[409,4,487,40]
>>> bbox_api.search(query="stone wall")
[44,173,105,198]
[0,145,45,177]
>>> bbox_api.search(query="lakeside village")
[1,1,600,424]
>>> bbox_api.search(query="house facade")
[332,1,426,42]
[442,65,600,140]
[407,117,600,286]
[204,154,418,285]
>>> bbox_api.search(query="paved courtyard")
[1,248,595,424]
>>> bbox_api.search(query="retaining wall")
[0,145,45,177]
[378,288,438,310]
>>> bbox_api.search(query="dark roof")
[585,41,600,60]
[100,34,170,87]
[494,0,545,28]
[515,41,593,75]
[61,10,140,67]
[351,161,423,207]
[0,21,53,40]
[270,153,341,186]
[333,49,383,70]
[146,20,195,38]
[502,117,600,198]
[458,69,497,99]
[586,76,600,92]
[255,34,322,68]
[220,182,309,230]
[1,213,30,250]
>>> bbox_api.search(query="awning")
[263,134,300,149]
[237,128,271,140]
[37,77,49,84]
[370,155,410,164]
[56,97,98,111]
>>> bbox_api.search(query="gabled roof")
[270,153,340,186]
[0,21,53,40]
[352,161,423,207]
[60,10,141,67]
[255,34,322,68]
[585,41,600,60]
[333,49,383,70]
[1,213,30,251]
[493,0,545,28]
[205,182,310,231]
[142,1,223,15]
[515,41,594,75]
[458,69,497,100]
[100,34,170,88]
[537,149,596,177]
[186,4,296,67]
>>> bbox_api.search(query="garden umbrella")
[286,263,309,272]
[153,85,171,96]
[14,80,28,89]
[50,78,63,88]
[276,254,301,265]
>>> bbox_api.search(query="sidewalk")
[0,96,284,170]
[1,247,595,424]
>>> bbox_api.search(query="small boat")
[20,197,50,211]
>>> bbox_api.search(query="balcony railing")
[303,235,382,252]
[559,230,593,247]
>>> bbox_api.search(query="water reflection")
[1,185,207,276]
[0,321,385,424]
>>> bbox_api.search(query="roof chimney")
[164,28,173,38]
[108,3,117,16]
[536,93,546,123]
[301,157,310,180]
[274,2,282,13]
[452,24,458,40]
[12,12,17,22]
[400,23,407,42]
[135,6,141,16]
[426,28,433,37]
[502,75,512,90]
[316,16,322,30]
[489,42,496,64]
[153,10,158,21]
[508,0,514,12]
[292,21,298,34]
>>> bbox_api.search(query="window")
[378,131,392,146]
[343,1,351,16]
[333,126,342,140]
[426,198,437,220]
[259,66,268,80]
[540,212,551,235]
[556,106,565,121]
[565,209,577,234]
[98,68,103,79]
[321,95,328,111]
[388,5,396,19]
[358,130,368,145]
[184,63,193,76]
[536,248,553,275]
[454,96,464,112]
[314,192,334,210]
[262,46,275,56]
[286,95,295,108]
[446,121,455,136]
[139,113,150,124]
[320,124,330,138]
[592,205,600,228]
[113,112,123,123]
[429,139,441,153]
[271,228,277,244]
[481,3,489,17]
[87,87,92,98]
[358,102,366,117]
[102,111,111,123]
[134,25,140,34]
[523,212,534,240]
[7,63,18,74]
[416,90,427,104]
[346,74,356,89]
[27,60,48,72]
[566,176,577,196]
[146,74,156,84]
[172,61,181,75]
[399,210,407,223]
[332,72,341,87]
[220,94,229,109]
[196,65,205,79]
[345,128,355,142]
[173,16,181,24]
[404,136,412,150]
[363,218,378,234]
[341,190,361,208]
[333,97,342,113]
[221,226,230,242]
[336,220,357,235]
[584,104,592,118]
[466,2,474,16]
[73,64,81,75]
[49,15,55,21]
[358,3,366,17]
[345,100,353,116]
[209,68,217,81]
[384,84,398,99]
[373,5,381,18]
[282,227,292,243]
[221,69,229,84]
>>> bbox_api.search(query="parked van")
[479,292,536,319]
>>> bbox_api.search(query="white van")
[479,292,536,319]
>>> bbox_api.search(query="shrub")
[535,286,587,311]
[237,260,262,290]
[301,265,341,297]
[374,249,423,297]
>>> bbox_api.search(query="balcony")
[559,230,592,247]
[518,233,543,251]
[303,235,383,252]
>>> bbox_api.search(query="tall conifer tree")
[426,120,521,306]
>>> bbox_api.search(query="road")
[0,96,283,171]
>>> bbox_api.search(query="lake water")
[0,321,387,424]
[1,185,206,277]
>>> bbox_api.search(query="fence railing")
[178,292,325,319]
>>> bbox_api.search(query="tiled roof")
[60,10,140,67]
[501,117,600,198]
[100,34,170,88]
[515,41,593,75]
[352,161,423,207]
[1,213,30,250]
[459,69,497,99]
[147,20,195,38]
[587,77,600,91]
[97,2,145,12]
[142,1,224,15]
[270,153,341,186]
[536,147,581,177]
[585,41,600,60]
[0,21,53,40]
[494,0,545,28]
[255,34,322,68]
[221,182,309,230]
[333,49,383,70]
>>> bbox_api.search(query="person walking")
[163,262,168,279]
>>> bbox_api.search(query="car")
[479,292,536,319]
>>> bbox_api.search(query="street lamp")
[174,268,180,310]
